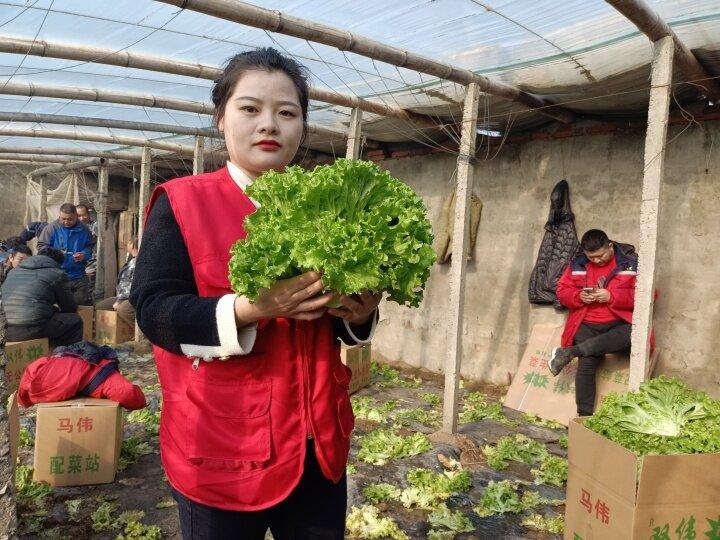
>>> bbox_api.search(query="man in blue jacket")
[38,203,95,305]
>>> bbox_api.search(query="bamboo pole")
[136,147,153,341]
[605,0,720,101]
[94,164,109,303]
[0,36,436,125]
[442,82,481,434]
[0,154,72,164]
[157,0,573,123]
[0,146,156,161]
[345,108,363,159]
[629,36,674,390]
[0,128,194,155]
[30,157,107,177]
[0,111,219,139]
[0,81,213,115]
[193,136,205,175]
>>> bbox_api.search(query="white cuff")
[180,294,257,359]
[343,309,378,345]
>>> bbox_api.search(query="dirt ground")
[15,345,566,539]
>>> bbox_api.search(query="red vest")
[146,167,354,511]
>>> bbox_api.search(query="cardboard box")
[33,398,123,487]
[95,309,133,345]
[504,324,656,426]
[4,338,49,393]
[341,344,372,394]
[77,305,94,342]
[565,418,720,539]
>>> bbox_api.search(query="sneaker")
[548,347,574,376]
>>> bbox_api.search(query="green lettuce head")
[229,159,435,307]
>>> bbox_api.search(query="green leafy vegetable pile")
[357,428,432,465]
[473,480,549,517]
[522,513,565,534]
[346,505,409,539]
[229,159,435,307]
[427,504,475,539]
[458,392,510,425]
[585,376,720,456]
[483,434,568,486]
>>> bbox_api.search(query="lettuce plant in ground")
[482,434,550,470]
[357,428,432,465]
[521,412,566,430]
[400,468,472,509]
[474,480,550,517]
[229,159,435,307]
[351,395,397,423]
[346,505,409,540]
[458,392,510,425]
[585,376,720,456]
[363,483,402,504]
[427,504,475,539]
[531,455,568,487]
[522,513,565,534]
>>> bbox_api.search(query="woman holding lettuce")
[130,48,380,539]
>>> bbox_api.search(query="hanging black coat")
[528,179,579,306]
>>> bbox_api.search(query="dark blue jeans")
[172,441,347,540]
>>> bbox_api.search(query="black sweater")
[130,193,376,357]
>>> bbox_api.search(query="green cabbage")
[585,376,720,456]
[229,159,435,307]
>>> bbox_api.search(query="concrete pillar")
[193,136,204,175]
[442,82,481,433]
[345,108,363,159]
[629,36,674,390]
[135,147,152,341]
[93,164,109,303]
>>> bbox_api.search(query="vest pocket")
[185,378,272,470]
[333,362,355,438]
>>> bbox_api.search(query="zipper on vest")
[298,321,314,440]
[191,358,200,370]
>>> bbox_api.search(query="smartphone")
[582,287,596,293]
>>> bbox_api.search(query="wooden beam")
[345,108,363,159]
[0,154,72,164]
[30,157,107,176]
[94,164,109,302]
[157,0,573,123]
[0,81,213,115]
[605,0,720,101]
[193,136,205,175]
[0,111,219,139]
[0,108,359,147]
[0,128,194,155]
[629,36,674,390]
[0,36,438,126]
[0,147,144,161]
[442,82,481,434]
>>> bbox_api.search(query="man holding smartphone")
[548,229,646,416]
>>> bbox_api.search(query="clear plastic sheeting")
[0,0,717,151]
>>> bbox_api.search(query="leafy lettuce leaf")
[229,159,435,307]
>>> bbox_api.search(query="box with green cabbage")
[565,377,720,540]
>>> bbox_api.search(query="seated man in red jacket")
[549,229,637,416]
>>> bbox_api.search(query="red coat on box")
[145,167,354,511]
[18,356,146,410]
[556,242,655,350]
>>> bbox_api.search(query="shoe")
[548,347,574,376]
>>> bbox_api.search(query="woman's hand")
[234,271,335,325]
[328,291,382,325]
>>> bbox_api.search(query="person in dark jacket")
[37,203,95,305]
[96,237,138,327]
[1,247,82,346]
[0,243,32,286]
[19,221,48,243]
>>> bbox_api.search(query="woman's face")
[218,69,304,178]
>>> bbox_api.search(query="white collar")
[226,161,259,207]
